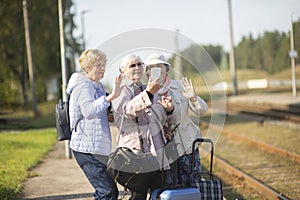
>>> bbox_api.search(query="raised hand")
[106,74,123,102]
[111,74,123,97]
[146,76,163,95]
[158,93,174,113]
[181,77,197,101]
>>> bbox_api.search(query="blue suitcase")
[150,187,201,200]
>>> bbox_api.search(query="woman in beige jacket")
[145,53,208,186]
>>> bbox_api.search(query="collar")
[157,76,171,95]
[121,78,143,88]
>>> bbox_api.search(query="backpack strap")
[68,93,83,133]
[72,116,83,132]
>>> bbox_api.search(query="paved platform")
[228,92,300,107]
[22,141,94,200]
[22,125,131,200]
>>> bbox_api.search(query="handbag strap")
[115,113,125,147]
[148,107,166,144]
[148,107,168,186]
[115,111,146,153]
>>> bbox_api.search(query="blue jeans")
[73,151,118,200]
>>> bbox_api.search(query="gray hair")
[119,54,143,73]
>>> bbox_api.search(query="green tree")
[275,32,290,71]
[252,36,263,70]
[236,35,256,69]
[175,44,222,75]
[292,18,300,65]
[0,1,27,106]
[0,0,80,107]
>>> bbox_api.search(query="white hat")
[145,53,170,67]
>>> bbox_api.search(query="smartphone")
[151,67,161,79]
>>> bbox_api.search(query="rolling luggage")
[150,187,200,200]
[150,138,223,200]
[190,138,223,200]
[149,139,201,199]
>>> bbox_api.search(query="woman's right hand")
[146,76,163,95]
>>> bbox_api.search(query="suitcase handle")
[191,138,214,176]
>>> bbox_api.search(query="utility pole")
[22,0,38,118]
[174,28,182,80]
[81,10,90,50]
[227,0,238,95]
[289,13,297,97]
[58,0,71,158]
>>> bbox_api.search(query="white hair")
[119,54,143,73]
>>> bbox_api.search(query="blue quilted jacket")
[67,72,112,155]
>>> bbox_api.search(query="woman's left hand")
[107,111,114,122]
[164,129,173,141]
[106,74,123,102]
[181,77,197,101]
[158,93,174,113]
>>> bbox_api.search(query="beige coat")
[154,79,208,159]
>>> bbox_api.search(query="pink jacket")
[111,79,168,159]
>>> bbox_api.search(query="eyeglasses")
[95,64,106,69]
[128,62,144,69]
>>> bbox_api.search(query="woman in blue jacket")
[67,49,122,200]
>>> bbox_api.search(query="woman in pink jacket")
[111,54,174,200]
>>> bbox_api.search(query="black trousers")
[129,170,162,200]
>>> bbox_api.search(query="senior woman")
[145,53,208,186]
[111,54,174,200]
[66,49,122,200]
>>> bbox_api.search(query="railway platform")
[22,138,131,200]
[228,92,300,107]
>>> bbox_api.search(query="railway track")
[227,102,300,123]
[200,121,300,199]
[201,149,291,200]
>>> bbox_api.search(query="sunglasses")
[128,62,144,68]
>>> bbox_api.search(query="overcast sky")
[72,0,300,52]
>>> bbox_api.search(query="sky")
[72,0,300,52]
[71,0,300,87]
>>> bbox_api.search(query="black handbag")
[107,147,160,192]
[106,110,163,192]
[189,138,223,200]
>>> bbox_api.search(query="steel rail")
[205,151,291,200]
[227,103,300,123]
[201,122,300,163]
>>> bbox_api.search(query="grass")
[0,101,56,130]
[0,128,57,200]
[222,114,300,154]
[0,101,57,200]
